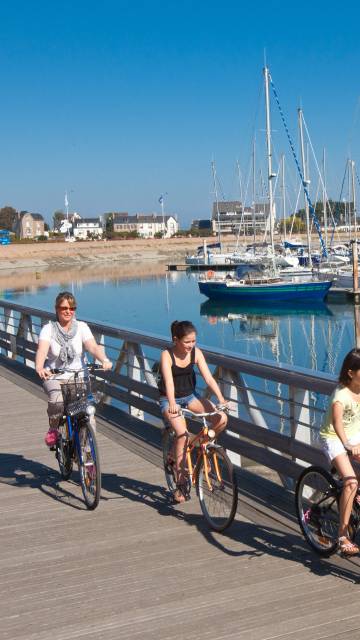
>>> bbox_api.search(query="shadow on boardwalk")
[101,471,360,586]
[0,452,89,510]
[2,451,360,585]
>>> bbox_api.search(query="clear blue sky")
[1,0,359,226]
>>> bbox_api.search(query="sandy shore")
[0,261,175,291]
[0,236,233,271]
[0,236,230,291]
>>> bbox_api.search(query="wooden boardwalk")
[1,365,360,640]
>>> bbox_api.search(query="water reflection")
[200,299,352,375]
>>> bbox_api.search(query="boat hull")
[198,279,333,302]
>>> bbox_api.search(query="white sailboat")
[198,66,333,304]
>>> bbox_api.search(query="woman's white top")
[39,321,94,378]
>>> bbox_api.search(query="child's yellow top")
[320,386,360,440]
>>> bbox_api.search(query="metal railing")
[0,300,336,484]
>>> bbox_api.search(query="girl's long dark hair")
[171,320,197,340]
[339,349,360,385]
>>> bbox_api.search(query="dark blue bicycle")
[51,364,104,510]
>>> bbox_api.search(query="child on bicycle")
[320,348,360,556]
[158,320,228,503]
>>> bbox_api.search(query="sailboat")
[198,66,333,304]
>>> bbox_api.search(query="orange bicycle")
[162,405,238,531]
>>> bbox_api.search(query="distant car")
[0,229,11,245]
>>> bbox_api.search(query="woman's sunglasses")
[58,305,77,312]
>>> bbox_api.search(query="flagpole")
[159,193,167,238]
[65,190,70,240]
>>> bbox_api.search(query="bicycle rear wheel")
[162,427,177,493]
[78,421,101,510]
[56,423,73,480]
[196,445,238,532]
[295,466,340,557]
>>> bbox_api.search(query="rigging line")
[329,159,348,247]
[301,114,335,226]
[268,72,328,258]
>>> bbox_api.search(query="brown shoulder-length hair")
[339,349,360,386]
[55,291,77,320]
[170,320,197,340]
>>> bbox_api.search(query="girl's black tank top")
[158,348,196,398]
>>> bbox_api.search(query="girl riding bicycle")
[35,291,112,447]
[158,320,228,503]
[320,348,360,556]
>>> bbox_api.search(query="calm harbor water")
[1,269,357,375]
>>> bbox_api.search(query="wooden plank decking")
[1,365,360,640]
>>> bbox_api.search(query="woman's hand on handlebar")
[347,443,360,458]
[168,402,180,415]
[102,359,112,371]
[36,367,52,380]
[216,401,230,412]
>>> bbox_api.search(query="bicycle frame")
[179,408,226,491]
[53,365,102,468]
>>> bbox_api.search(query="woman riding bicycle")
[320,349,360,556]
[158,320,228,503]
[35,291,112,447]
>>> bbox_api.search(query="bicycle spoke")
[56,423,73,480]
[78,422,101,510]
[295,466,339,556]
[196,446,238,532]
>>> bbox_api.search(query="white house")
[73,217,103,240]
[113,213,178,238]
[212,201,271,235]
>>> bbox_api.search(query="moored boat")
[198,272,333,303]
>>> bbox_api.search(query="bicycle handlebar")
[177,404,229,419]
[49,364,105,375]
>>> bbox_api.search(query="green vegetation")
[0,206,17,231]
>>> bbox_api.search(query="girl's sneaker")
[45,428,59,448]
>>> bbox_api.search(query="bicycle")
[162,405,238,532]
[295,463,360,556]
[50,363,105,510]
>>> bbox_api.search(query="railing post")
[126,341,144,420]
[17,313,37,367]
[4,308,17,359]
[289,385,311,466]
[213,365,241,467]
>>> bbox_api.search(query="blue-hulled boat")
[198,271,333,303]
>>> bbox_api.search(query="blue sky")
[0,0,359,226]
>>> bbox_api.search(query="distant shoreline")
[0,236,224,272]
[0,232,348,273]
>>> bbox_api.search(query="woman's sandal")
[338,536,359,556]
[173,486,186,504]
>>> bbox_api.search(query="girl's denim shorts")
[159,392,199,414]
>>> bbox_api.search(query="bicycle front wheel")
[196,445,238,532]
[295,466,340,557]
[56,424,73,480]
[78,421,101,510]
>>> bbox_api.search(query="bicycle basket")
[61,379,89,413]
[61,375,105,416]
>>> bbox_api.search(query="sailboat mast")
[281,154,286,242]
[298,109,312,267]
[252,138,256,246]
[211,161,222,250]
[348,159,352,243]
[322,148,328,249]
[264,66,275,251]
[351,160,358,242]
